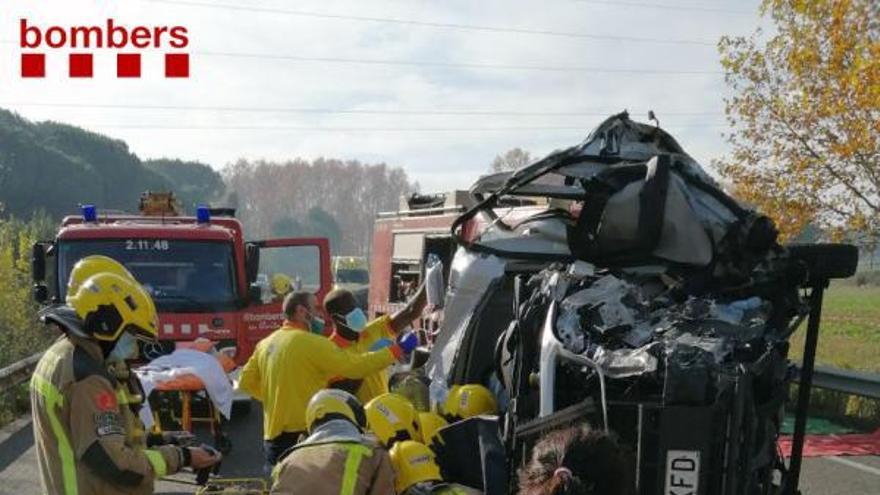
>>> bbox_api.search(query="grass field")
[789,284,880,373]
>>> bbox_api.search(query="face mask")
[344,308,368,333]
[109,332,138,361]
[309,315,326,334]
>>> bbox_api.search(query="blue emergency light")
[196,205,211,224]
[81,204,97,222]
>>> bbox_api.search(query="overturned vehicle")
[425,112,858,495]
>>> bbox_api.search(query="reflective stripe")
[31,374,79,495]
[340,444,372,495]
[144,449,167,478]
[115,389,141,406]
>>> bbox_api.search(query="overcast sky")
[3,0,765,191]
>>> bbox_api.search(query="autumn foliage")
[717,0,880,241]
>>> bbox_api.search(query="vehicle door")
[239,238,332,357]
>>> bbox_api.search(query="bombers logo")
[19,19,190,78]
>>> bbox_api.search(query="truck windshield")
[336,268,369,284]
[58,240,238,312]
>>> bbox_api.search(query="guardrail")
[796,365,880,400]
[0,353,41,394]
[3,354,878,399]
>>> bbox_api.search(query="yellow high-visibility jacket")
[331,315,396,404]
[238,322,400,439]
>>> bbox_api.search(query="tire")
[786,243,859,281]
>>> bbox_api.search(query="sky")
[2,0,765,192]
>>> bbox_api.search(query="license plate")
[665,450,700,495]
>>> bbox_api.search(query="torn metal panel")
[426,247,506,392]
[593,344,660,379]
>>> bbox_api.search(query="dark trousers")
[263,431,304,473]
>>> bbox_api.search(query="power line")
[1,101,722,118]
[572,0,752,15]
[81,123,728,131]
[196,50,722,74]
[143,0,717,46]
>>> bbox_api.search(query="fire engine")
[368,188,545,322]
[31,192,332,369]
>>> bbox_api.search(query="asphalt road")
[1,404,878,494]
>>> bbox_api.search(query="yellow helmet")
[305,389,366,433]
[66,255,135,303]
[416,412,448,449]
[390,440,443,493]
[365,393,419,448]
[443,384,498,421]
[271,273,292,296]
[66,272,159,342]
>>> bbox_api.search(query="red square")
[165,53,189,78]
[21,53,45,78]
[69,53,93,78]
[117,53,141,78]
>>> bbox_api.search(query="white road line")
[826,456,880,477]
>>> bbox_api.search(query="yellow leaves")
[720,0,879,242]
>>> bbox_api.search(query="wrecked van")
[425,112,858,494]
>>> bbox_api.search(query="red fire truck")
[368,188,545,321]
[32,192,332,368]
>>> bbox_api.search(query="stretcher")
[147,340,237,453]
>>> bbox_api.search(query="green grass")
[789,284,880,373]
[787,284,880,427]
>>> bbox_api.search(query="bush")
[0,213,57,369]
[853,271,880,287]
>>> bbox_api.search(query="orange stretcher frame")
[148,340,237,451]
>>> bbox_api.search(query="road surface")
[1,404,878,494]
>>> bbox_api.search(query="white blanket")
[135,349,233,429]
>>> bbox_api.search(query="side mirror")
[245,243,260,286]
[33,284,49,304]
[32,242,47,282]
[247,283,263,304]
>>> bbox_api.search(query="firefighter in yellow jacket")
[324,284,427,404]
[270,389,396,495]
[238,291,419,469]
[32,272,220,495]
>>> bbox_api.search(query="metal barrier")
[0,353,41,394]
[795,365,880,400]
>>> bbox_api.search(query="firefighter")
[323,283,427,403]
[238,291,419,469]
[270,389,395,495]
[442,384,498,422]
[364,393,420,449]
[391,440,482,495]
[416,412,448,450]
[32,272,220,495]
[66,256,193,455]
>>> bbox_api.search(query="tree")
[223,158,416,255]
[490,148,534,172]
[145,158,226,213]
[717,0,880,241]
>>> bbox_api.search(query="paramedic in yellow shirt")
[238,291,418,469]
[323,284,427,404]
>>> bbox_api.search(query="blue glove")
[369,338,393,352]
[397,332,419,354]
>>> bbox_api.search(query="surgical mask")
[343,308,368,333]
[309,315,326,334]
[109,332,138,361]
